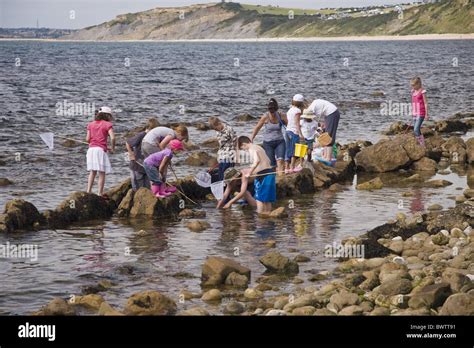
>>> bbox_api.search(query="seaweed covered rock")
[276,168,315,197]
[44,192,114,228]
[0,199,44,233]
[129,188,181,217]
[259,251,299,275]
[124,290,177,316]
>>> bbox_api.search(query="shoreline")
[0,33,473,43]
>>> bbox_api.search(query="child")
[125,118,159,191]
[143,139,184,199]
[230,136,275,214]
[217,167,256,209]
[285,94,305,173]
[209,117,237,181]
[142,125,189,157]
[300,110,318,162]
[86,106,115,197]
[411,77,428,147]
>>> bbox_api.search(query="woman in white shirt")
[307,99,340,161]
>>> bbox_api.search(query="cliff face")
[63,1,474,41]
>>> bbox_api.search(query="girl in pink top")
[86,107,116,197]
[411,77,428,147]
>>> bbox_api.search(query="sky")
[0,0,413,29]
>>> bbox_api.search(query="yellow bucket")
[294,143,308,158]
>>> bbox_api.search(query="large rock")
[33,298,76,316]
[259,251,299,275]
[98,302,124,316]
[276,168,315,197]
[466,138,474,163]
[0,178,13,186]
[186,220,210,232]
[129,188,181,217]
[329,290,359,311]
[117,189,135,217]
[201,257,251,287]
[439,293,474,315]
[377,278,413,296]
[408,283,451,309]
[70,294,105,311]
[224,272,249,288]
[356,177,383,190]
[184,151,217,167]
[442,268,471,292]
[355,134,425,173]
[44,192,114,228]
[0,199,44,233]
[124,290,177,315]
[435,119,469,134]
[411,157,437,172]
[106,178,132,208]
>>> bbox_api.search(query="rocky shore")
[2,112,474,316]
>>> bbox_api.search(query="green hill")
[64,0,474,40]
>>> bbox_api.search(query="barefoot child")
[209,117,237,181]
[411,77,428,146]
[230,136,276,214]
[86,106,115,197]
[217,167,256,209]
[125,118,159,191]
[143,139,184,199]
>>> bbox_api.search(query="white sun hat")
[98,106,112,114]
[293,94,305,102]
[301,108,315,119]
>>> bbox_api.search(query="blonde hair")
[411,77,422,89]
[146,118,159,130]
[174,125,189,142]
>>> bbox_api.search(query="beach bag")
[317,132,332,147]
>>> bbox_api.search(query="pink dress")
[411,89,426,118]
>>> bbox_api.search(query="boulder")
[435,120,469,134]
[292,306,316,316]
[106,178,132,208]
[244,288,263,300]
[423,179,453,188]
[179,307,210,316]
[0,199,44,233]
[201,257,251,287]
[44,192,114,228]
[223,301,245,315]
[464,189,474,199]
[329,290,359,311]
[201,289,222,302]
[0,178,13,186]
[178,209,206,219]
[117,189,134,217]
[184,151,218,167]
[466,138,474,163]
[70,294,105,311]
[224,272,249,288]
[293,254,311,263]
[276,168,315,197]
[33,298,76,316]
[411,157,437,172]
[124,290,177,315]
[338,305,365,316]
[408,283,451,309]
[200,138,219,149]
[377,278,412,296]
[129,188,180,217]
[235,114,256,122]
[439,293,474,315]
[356,177,383,190]
[442,268,471,292]
[186,220,211,232]
[355,134,425,173]
[98,302,124,316]
[259,251,299,275]
[432,232,449,246]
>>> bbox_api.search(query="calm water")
[0,40,473,314]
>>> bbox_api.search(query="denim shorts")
[285,131,300,160]
[263,139,286,167]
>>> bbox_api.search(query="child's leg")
[98,171,106,196]
[87,171,97,193]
